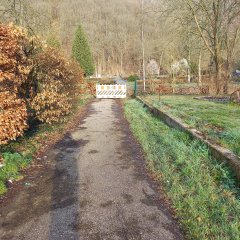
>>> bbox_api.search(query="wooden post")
[156,84,161,101]
[159,85,160,101]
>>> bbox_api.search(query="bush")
[128,75,139,82]
[0,92,28,144]
[30,47,84,124]
[0,24,31,144]
[0,23,84,144]
[0,23,31,93]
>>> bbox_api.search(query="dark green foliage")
[72,24,95,76]
[128,75,139,82]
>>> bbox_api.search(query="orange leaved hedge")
[0,24,31,144]
[0,23,34,93]
[0,92,28,145]
[0,24,85,145]
[30,48,84,124]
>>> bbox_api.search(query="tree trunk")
[223,65,231,95]
[223,76,230,95]
[187,68,191,83]
[141,0,146,91]
[172,68,176,94]
[215,67,221,95]
[198,50,202,86]
[120,52,123,76]
[159,52,163,77]
[96,55,99,78]
[187,24,191,83]
[214,53,222,95]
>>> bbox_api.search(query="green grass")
[143,95,240,156]
[0,95,92,195]
[0,153,32,194]
[124,99,240,240]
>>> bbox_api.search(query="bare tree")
[183,0,240,93]
[1,0,239,85]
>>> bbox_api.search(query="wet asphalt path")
[0,99,183,240]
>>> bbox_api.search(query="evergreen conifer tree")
[72,25,95,76]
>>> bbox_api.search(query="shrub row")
[0,24,84,145]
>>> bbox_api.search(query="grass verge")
[143,95,240,157]
[0,95,93,195]
[124,99,240,240]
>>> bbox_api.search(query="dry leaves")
[0,23,31,93]
[0,24,85,144]
[30,48,84,124]
[0,92,28,144]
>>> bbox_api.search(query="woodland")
[1,0,240,75]
[2,0,239,80]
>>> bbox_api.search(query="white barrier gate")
[96,84,127,99]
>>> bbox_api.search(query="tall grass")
[125,99,240,240]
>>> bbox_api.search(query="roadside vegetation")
[0,96,92,195]
[143,95,240,156]
[0,23,93,195]
[127,75,139,82]
[125,99,240,240]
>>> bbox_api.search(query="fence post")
[134,80,137,97]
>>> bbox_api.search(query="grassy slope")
[0,96,92,195]
[125,99,240,240]
[143,95,240,156]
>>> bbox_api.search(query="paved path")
[0,99,183,240]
